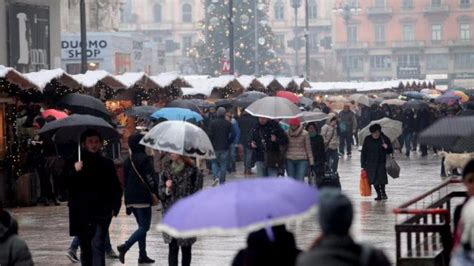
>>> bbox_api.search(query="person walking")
[250,118,288,177]
[67,129,123,266]
[238,110,258,175]
[338,104,357,157]
[117,134,158,264]
[321,116,340,173]
[158,153,203,266]
[227,111,240,174]
[67,233,118,263]
[306,123,326,187]
[296,189,391,266]
[402,109,416,157]
[285,118,314,181]
[361,124,393,201]
[208,107,235,186]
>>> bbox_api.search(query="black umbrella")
[124,106,159,118]
[59,94,110,119]
[418,116,474,152]
[215,99,233,109]
[402,100,429,110]
[189,99,216,110]
[233,91,267,108]
[167,99,201,113]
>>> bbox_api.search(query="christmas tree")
[190,0,284,76]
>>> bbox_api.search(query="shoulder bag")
[130,158,159,206]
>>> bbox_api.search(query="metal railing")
[423,5,450,13]
[367,6,393,16]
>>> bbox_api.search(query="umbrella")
[189,99,215,110]
[283,111,328,124]
[402,91,426,100]
[157,178,319,238]
[435,94,460,106]
[358,118,402,144]
[140,120,215,159]
[418,116,474,152]
[59,94,110,120]
[124,106,159,118]
[41,109,68,120]
[298,96,313,109]
[276,91,299,104]
[233,91,267,108]
[350,94,372,106]
[150,107,203,122]
[326,95,349,103]
[167,99,201,113]
[246,97,301,119]
[452,91,470,103]
[379,92,399,99]
[215,99,233,109]
[402,100,429,110]
[381,99,406,106]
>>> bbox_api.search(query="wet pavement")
[9,150,459,265]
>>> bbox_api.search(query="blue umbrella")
[151,107,203,122]
[157,178,319,238]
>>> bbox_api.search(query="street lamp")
[291,0,301,76]
[229,0,235,74]
[304,0,309,80]
[80,0,88,73]
[332,2,361,81]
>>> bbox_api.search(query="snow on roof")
[23,68,79,91]
[236,75,255,89]
[276,77,293,88]
[73,70,126,89]
[151,72,180,87]
[210,75,237,88]
[181,86,214,97]
[258,75,275,87]
[293,77,307,87]
[305,80,433,93]
[114,72,159,89]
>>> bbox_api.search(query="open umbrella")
[298,96,313,109]
[379,92,399,99]
[215,99,233,109]
[402,100,429,110]
[157,178,319,238]
[358,118,402,144]
[283,111,328,124]
[402,91,426,100]
[418,116,474,152]
[167,99,201,113]
[326,95,349,103]
[381,99,406,106]
[233,91,267,108]
[124,106,159,118]
[189,99,215,110]
[246,97,301,119]
[435,94,460,106]
[59,94,110,120]
[150,107,203,122]
[41,109,68,120]
[350,94,372,106]
[140,120,215,159]
[276,91,299,104]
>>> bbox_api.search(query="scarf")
[171,161,185,175]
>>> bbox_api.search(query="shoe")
[107,249,119,259]
[138,256,155,264]
[54,199,61,206]
[117,244,127,264]
[347,153,352,158]
[212,178,219,187]
[66,248,79,263]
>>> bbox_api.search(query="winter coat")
[124,153,158,207]
[402,112,416,134]
[358,107,371,129]
[250,120,288,162]
[231,118,240,145]
[370,108,385,122]
[208,117,235,152]
[238,113,258,148]
[158,160,203,246]
[67,150,123,236]
[361,134,393,185]
[321,124,339,151]
[416,109,431,132]
[309,134,326,176]
[232,225,301,266]
[296,235,391,266]
[0,211,33,266]
[286,126,314,165]
[338,110,357,134]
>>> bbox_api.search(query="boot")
[117,244,127,264]
[381,185,388,200]
[374,185,382,201]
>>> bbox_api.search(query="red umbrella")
[42,109,68,120]
[276,91,299,104]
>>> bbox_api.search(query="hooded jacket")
[321,116,339,150]
[286,126,314,165]
[0,211,33,266]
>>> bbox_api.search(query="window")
[182,36,192,56]
[374,24,385,44]
[460,23,471,40]
[274,34,285,53]
[370,55,392,69]
[308,0,317,20]
[344,56,364,71]
[182,3,192,23]
[398,54,419,66]
[402,24,415,41]
[431,24,442,41]
[432,0,441,6]
[454,53,474,69]
[402,0,413,9]
[426,54,449,70]
[274,2,284,21]
[347,25,358,42]
[460,0,471,8]
[309,34,319,51]
[374,0,385,7]
[153,4,162,22]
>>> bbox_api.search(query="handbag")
[130,158,159,206]
[386,155,400,179]
[319,164,341,189]
[359,169,371,196]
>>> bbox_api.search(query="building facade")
[333,0,474,87]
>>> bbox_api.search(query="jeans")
[169,239,192,266]
[77,215,112,266]
[256,161,279,177]
[404,132,413,155]
[212,150,229,184]
[243,147,254,172]
[71,231,113,253]
[123,207,152,258]
[326,149,339,173]
[339,132,353,155]
[227,144,237,172]
[286,160,309,181]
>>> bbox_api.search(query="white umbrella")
[350,94,372,106]
[381,99,406,106]
[358,118,402,145]
[246,96,301,119]
[140,121,215,159]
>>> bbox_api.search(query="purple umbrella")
[157,178,319,238]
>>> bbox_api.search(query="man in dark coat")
[402,109,416,157]
[68,129,123,266]
[361,124,393,201]
[416,108,431,156]
[306,123,326,187]
[238,110,258,175]
[297,189,391,266]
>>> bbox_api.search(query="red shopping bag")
[359,169,371,197]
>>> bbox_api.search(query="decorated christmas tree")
[190,0,284,76]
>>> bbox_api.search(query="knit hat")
[216,107,226,118]
[318,188,353,236]
[288,117,300,126]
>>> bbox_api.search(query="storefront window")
[426,54,449,70]
[454,53,474,69]
[370,55,392,69]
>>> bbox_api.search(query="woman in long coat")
[361,124,393,201]
[158,153,203,266]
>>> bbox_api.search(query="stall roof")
[114,72,160,89]
[23,68,80,91]
[73,70,126,89]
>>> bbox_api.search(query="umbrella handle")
[78,139,81,162]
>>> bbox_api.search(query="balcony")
[423,4,449,15]
[367,6,393,18]
[448,39,474,47]
[334,42,369,50]
[392,41,425,48]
